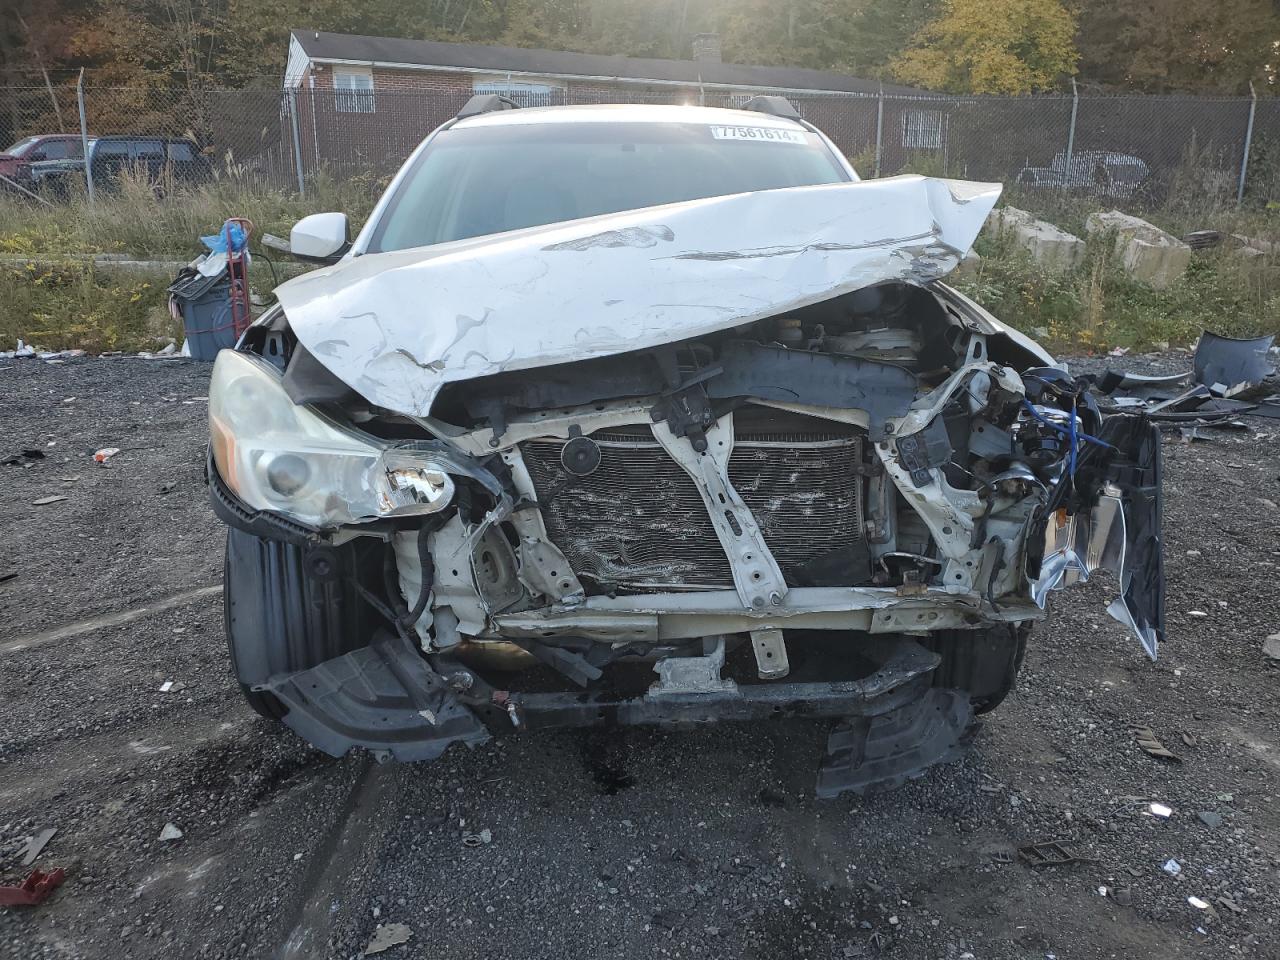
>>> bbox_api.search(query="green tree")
[716,0,874,73]
[891,0,1077,94]
[1075,0,1280,93]
[844,0,938,77]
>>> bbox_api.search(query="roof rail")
[456,94,521,120]
[740,95,801,120]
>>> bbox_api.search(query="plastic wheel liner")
[255,632,491,763]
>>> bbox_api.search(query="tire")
[223,529,382,720]
[928,624,1029,715]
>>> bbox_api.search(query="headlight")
[209,350,454,527]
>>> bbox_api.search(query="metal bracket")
[750,628,790,679]
[651,416,788,611]
[501,447,586,604]
[649,636,738,698]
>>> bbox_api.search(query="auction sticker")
[710,125,807,144]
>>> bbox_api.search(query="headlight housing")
[209,350,454,527]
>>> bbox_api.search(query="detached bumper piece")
[816,688,973,798]
[255,631,973,794]
[256,633,491,762]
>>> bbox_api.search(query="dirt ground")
[2,355,1278,960]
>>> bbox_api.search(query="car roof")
[95,134,192,143]
[453,102,809,131]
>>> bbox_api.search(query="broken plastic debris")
[159,681,174,693]
[38,349,85,362]
[19,828,57,867]
[1017,840,1096,867]
[31,495,68,506]
[1188,896,1211,909]
[1132,727,1181,763]
[1263,634,1280,660]
[1148,802,1173,818]
[158,823,183,841]
[93,448,120,464]
[1162,859,1182,876]
[363,923,413,955]
[0,868,66,906]
[461,828,492,847]
[1193,331,1276,398]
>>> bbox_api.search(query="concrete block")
[988,206,1085,274]
[1086,210,1192,289]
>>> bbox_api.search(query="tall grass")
[0,167,386,260]
[957,228,1280,353]
[0,260,175,352]
[0,168,388,351]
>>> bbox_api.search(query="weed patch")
[0,261,175,352]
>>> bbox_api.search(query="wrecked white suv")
[208,98,1163,796]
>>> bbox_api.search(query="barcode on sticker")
[710,125,807,144]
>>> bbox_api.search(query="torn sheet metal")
[277,175,1001,418]
[1193,332,1276,397]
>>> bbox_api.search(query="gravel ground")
[2,354,1279,960]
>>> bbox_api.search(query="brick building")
[283,29,932,171]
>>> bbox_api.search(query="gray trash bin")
[167,270,236,361]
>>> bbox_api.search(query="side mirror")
[289,212,350,264]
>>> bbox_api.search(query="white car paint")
[277,174,1001,419]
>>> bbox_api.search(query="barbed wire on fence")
[2,78,1276,208]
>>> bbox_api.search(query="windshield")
[369,119,852,253]
[4,137,39,157]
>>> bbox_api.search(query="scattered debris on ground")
[0,869,67,907]
[18,829,56,867]
[1089,331,1279,432]
[1017,840,1097,867]
[1132,726,1181,762]
[362,922,413,955]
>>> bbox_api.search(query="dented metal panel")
[277,175,1001,418]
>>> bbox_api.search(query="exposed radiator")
[521,423,864,593]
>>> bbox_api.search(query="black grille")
[521,425,864,592]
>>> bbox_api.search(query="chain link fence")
[2,77,1277,210]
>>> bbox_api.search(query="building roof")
[289,30,929,97]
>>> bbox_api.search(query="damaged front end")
[210,176,1164,796]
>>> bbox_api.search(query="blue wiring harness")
[1021,397,1115,485]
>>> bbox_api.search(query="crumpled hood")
[278,175,1001,417]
